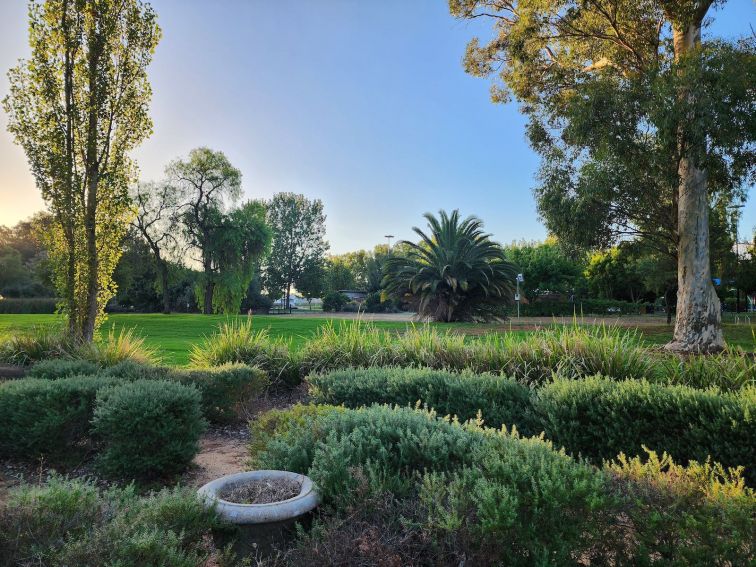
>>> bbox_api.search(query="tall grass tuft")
[0,326,73,366]
[77,327,160,367]
[660,348,756,392]
[189,319,296,384]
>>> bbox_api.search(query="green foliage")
[585,247,646,302]
[383,210,516,321]
[605,450,755,564]
[535,376,756,482]
[3,0,161,340]
[503,239,585,302]
[309,367,537,435]
[321,290,348,312]
[0,326,73,365]
[0,297,57,313]
[27,358,100,380]
[660,348,756,392]
[188,319,296,385]
[92,380,205,478]
[0,477,223,567]
[265,193,328,307]
[517,299,644,316]
[0,376,119,461]
[171,364,269,424]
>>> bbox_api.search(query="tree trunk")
[81,16,103,343]
[285,282,291,313]
[204,281,214,314]
[665,18,724,353]
[158,260,171,314]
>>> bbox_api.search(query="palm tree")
[383,210,516,321]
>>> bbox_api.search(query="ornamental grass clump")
[189,319,296,384]
[76,327,160,367]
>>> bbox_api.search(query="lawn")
[0,313,752,365]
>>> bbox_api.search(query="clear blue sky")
[0,0,753,253]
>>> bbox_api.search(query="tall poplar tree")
[450,0,755,352]
[4,0,161,341]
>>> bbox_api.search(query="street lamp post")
[385,234,394,256]
[516,273,524,318]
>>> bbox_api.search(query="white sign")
[515,293,520,301]
[516,273,524,282]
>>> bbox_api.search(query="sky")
[0,0,754,254]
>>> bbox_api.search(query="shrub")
[172,364,269,424]
[189,320,297,385]
[101,359,171,380]
[321,291,348,312]
[661,348,756,392]
[605,450,755,564]
[0,297,58,314]
[255,404,611,562]
[535,376,756,482]
[27,358,100,380]
[309,367,537,435]
[92,380,206,479]
[0,375,120,461]
[0,477,224,567]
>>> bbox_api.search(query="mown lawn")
[0,313,752,365]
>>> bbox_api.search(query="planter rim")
[197,470,320,524]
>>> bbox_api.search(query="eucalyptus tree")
[450,0,755,351]
[167,147,242,314]
[265,193,329,310]
[383,210,516,322]
[3,0,161,340]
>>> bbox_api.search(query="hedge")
[92,379,205,478]
[516,299,645,316]
[534,376,756,482]
[0,376,119,460]
[0,297,58,314]
[308,367,537,435]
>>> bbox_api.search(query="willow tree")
[450,0,755,352]
[3,0,161,341]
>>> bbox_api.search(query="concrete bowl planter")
[198,470,320,557]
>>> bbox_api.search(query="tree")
[585,247,645,302]
[383,210,516,322]
[201,200,270,314]
[295,260,326,309]
[450,0,755,351]
[167,147,242,314]
[324,257,358,293]
[130,182,180,313]
[503,240,584,303]
[265,193,328,310]
[4,0,161,341]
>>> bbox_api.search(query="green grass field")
[0,313,753,365]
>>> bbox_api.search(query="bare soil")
[220,476,302,504]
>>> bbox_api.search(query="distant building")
[338,290,368,303]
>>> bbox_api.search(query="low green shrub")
[27,358,100,380]
[171,364,269,424]
[605,449,755,564]
[309,367,537,435]
[517,299,644,316]
[254,404,755,565]
[0,476,224,567]
[321,291,349,312]
[535,376,756,482]
[92,380,206,479]
[0,376,119,461]
[189,320,297,385]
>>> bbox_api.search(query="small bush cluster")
[0,376,205,479]
[253,404,755,565]
[535,376,756,482]
[309,367,537,435]
[93,380,206,478]
[0,476,226,566]
[310,367,755,482]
